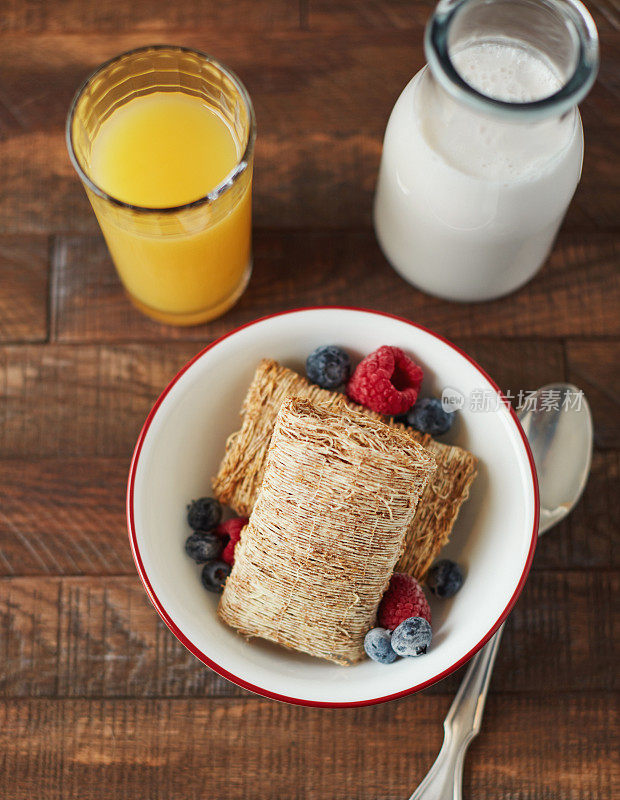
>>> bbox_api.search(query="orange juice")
[88,91,252,325]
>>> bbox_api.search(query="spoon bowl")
[518,383,593,534]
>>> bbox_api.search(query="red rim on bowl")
[127,307,539,707]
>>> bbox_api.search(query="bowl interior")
[129,308,537,705]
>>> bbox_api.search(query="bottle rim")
[425,0,599,121]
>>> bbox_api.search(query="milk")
[374,41,584,301]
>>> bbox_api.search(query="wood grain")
[0,343,197,458]
[0,0,300,32]
[0,338,566,459]
[0,236,49,343]
[535,449,619,570]
[0,29,618,235]
[0,570,616,698]
[51,230,620,342]
[0,1,618,793]
[1,450,617,578]
[0,459,132,575]
[0,693,616,799]
[566,339,620,449]
[0,339,617,458]
[307,0,619,34]
[307,0,436,29]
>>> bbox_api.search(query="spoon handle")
[408,624,505,800]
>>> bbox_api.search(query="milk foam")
[453,42,561,102]
[419,41,574,181]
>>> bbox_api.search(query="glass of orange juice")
[67,46,256,326]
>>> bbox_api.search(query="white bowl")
[127,308,538,706]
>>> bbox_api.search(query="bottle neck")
[425,0,598,123]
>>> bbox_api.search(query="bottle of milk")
[374,0,599,302]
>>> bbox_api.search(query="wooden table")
[1,2,618,798]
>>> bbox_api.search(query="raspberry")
[378,573,431,631]
[346,346,423,416]
[215,517,248,565]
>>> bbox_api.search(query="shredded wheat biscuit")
[213,359,478,580]
[218,397,436,664]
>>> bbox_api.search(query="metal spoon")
[409,383,593,800]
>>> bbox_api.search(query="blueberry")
[391,617,432,657]
[427,559,464,599]
[364,627,398,664]
[306,346,351,390]
[187,497,222,531]
[406,397,454,436]
[201,560,231,593]
[185,532,223,564]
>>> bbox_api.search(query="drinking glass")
[67,45,256,326]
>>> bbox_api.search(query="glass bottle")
[374,0,599,302]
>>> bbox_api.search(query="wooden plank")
[5,452,620,580]
[0,458,133,575]
[0,30,421,137]
[0,339,564,459]
[0,575,238,699]
[1,450,616,578]
[51,230,620,342]
[0,693,615,799]
[0,0,300,32]
[0,31,617,234]
[0,571,616,698]
[0,343,197,458]
[535,450,619,570]
[307,0,435,29]
[567,339,620,449]
[0,29,414,234]
[0,340,616,460]
[0,236,49,343]
[307,0,619,34]
[460,339,565,396]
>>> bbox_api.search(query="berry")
[427,559,464,598]
[391,617,432,657]
[187,497,222,532]
[201,560,231,593]
[306,345,351,390]
[184,532,223,563]
[216,517,249,565]
[406,397,454,436]
[378,572,431,631]
[346,346,423,416]
[364,627,398,664]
